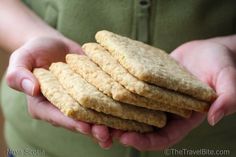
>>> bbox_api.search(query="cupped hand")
[115,40,236,151]
[171,40,236,125]
[6,37,112,149]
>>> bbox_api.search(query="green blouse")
[1,0,236,157]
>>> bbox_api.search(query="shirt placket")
[136,0,151,43]
[126,1,151,157]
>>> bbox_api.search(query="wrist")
[4,26,66,53]
[25,28,65,44]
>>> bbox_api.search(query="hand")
[171,40,236,125]
[6,37,112,149]
[115,40,236,151]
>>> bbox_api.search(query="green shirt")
[1,0,236,157]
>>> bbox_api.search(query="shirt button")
[139,0,150,8]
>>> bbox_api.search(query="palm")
[115,40,236,151]
[16,37,81,68]
[171,41,236,121]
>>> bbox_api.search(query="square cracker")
[82,43,210,113]
[33,68,153,132]
[49,62,167,128]
[95,30,217,102]
[66,54,191,118]
[33,68,80,116]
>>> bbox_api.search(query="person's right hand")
[6,37,113,149]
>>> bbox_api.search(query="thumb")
[63,38,84,55]
[208,66,236,126]
[6,47,40,96]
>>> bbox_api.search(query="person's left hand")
[114,40,236,151]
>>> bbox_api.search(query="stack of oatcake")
[34,30,216,133]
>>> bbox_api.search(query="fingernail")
[103,146,112,150]
[21,79,34,95]
[99,143,112,150]
[94,133,106,142]
[120,139,129,146]
[76,127,89,135]
[211,111,224,126]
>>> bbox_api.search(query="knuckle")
[63,121,77,131]
[6,70,17,88]
[27,103,39,120]
[29,110,39,120]
[46,115,63,128]
[48,119,59,127]
[6,67,25,91]
[9,51,18,62]
[136,146,147,152]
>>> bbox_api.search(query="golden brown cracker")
[49,62,167,128]
[82,43,209,113]
[33,68,153,133]
[95,30,216,102]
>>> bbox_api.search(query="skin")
[1,0,236,151]
[115,40,236,150]
[0,0,112,149]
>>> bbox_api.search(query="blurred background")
[0,49,9,156]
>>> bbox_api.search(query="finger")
[63,38,84,55]
[208,66,236,126]
[119,132,150,151]
[120,113,205,151]
[98,139,113,149]
[111,129,124,140]
[156,112,205,147]
[27,95,91,134]
[91,125,110,143]
[6,48,40,96]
